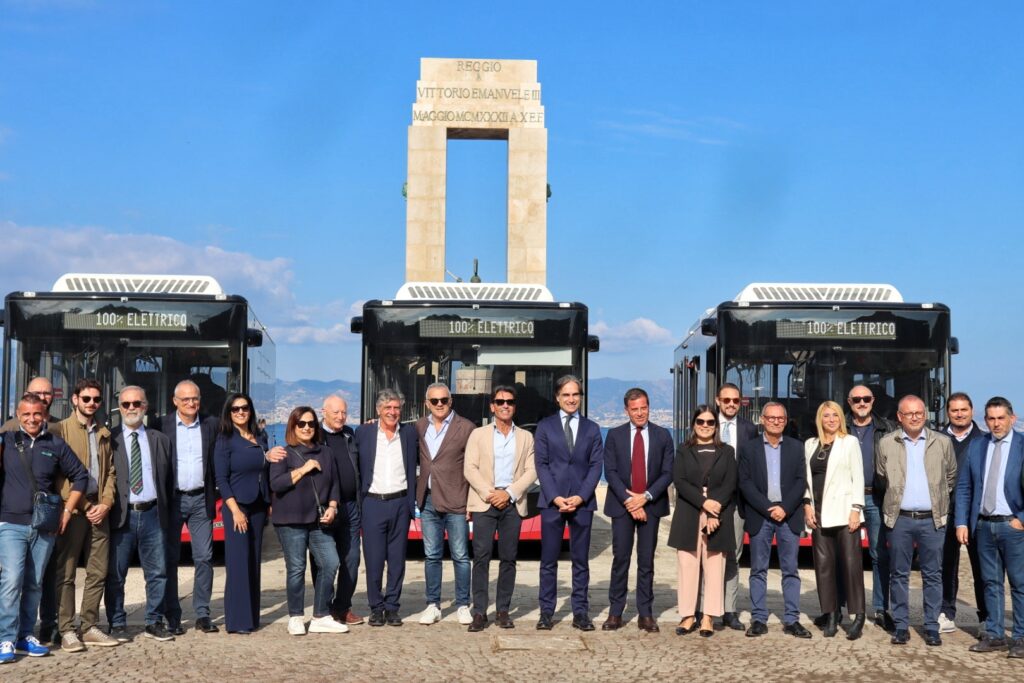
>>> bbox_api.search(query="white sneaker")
[308,615,349,634]
[938,612,956,633]
[287,616,306,636]
[456,605,474,625]
[418,604,442,625]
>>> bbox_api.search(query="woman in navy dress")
[214,392,271,634]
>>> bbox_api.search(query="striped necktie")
[129,431,144,495]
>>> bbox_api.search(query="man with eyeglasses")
[535,375,604,631]
[151,379,220,636]
[715,383,757,631]
[45,379,120,652]
[104,385,176,643]
[845,384,897,631]
[463,385,537,631]
[876,395,957,647]
[738,402,810,639]
[415,383,476,626]
[1,377,61,433]
[601,387,674,633]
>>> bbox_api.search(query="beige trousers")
[677,505,726,618]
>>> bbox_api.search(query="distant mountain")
[271,378,361,423]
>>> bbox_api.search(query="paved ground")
[7,485,1023,681]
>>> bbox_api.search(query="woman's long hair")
[285,406,322,447]
[683,404,722,448]
[219,392,259,437]
[814,400,849,444]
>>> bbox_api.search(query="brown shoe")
[602,615,623,631]
[467,613,488,633]
[342,610,365,626]
[496,611,514,629]
[81,627,120,647]
[638,616,660,633]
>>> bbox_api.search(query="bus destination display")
[63,309,189,333]
[775,318,897,341]
[419,317,535,339]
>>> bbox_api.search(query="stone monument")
[406,58,547,285]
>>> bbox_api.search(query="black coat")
[667,443,737,553]
[110,426,174,530]
[737,435,807,536]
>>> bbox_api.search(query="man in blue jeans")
[104,386,176,643]
[415,383,476,626]
[0,392,88,663]
[956,396,1024,657]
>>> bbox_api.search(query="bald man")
[2,377,60,433]
[320,395,363,625]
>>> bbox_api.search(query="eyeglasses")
[493,399,516,406]
[694,418,717,427]
[230,405,251,414]
[763,415,788,423]
[849,396,873,404]
[120,400,144,409]
[78,395,102,405]
[176,396,200,403]
[295,420,317,429]
[35,391,54,397]
[718,397,740,405]
[427,397,450,406]
[899,411,925,419]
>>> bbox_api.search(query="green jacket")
[875,427,957,530]
[52,415,116,511]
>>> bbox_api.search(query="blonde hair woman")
[803,400,866,640]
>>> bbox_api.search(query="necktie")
[564,415,574,452]
[982,439,1004,515]
[631,426,646,492]
[129,431,144,495]
[722,420,732,446]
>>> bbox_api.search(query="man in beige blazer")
[464,385,537,632]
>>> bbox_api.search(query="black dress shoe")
[822,612,839,638]
[874,610,895,632]
[846,614,866,641]
[923,630,942,647]
[969,635,1008,653]
[385,610,402,626]
[745,620,768,637]
[783,622,812,639]
[602,615,623,631]
[195,617,219,633]
[496,611,514,629]
[721,612,745,631]
[168,623,187,637]
[468,613,487,632]
[368,610,386,627]
[572,614,595,631]
[1008,639,1024,658]
[637,616,659,633]
[536,612,554,630]
[891,628,910,645]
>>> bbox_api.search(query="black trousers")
[942,513,987,621]
[471,504,522,615]
[812,517,865,615]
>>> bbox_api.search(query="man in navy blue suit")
[601,387,674,633]
[738,402,811,639]
[354,389,418,627]
[534,375,604,631]
[956,396,1024,657]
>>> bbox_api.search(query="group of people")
[1,374,1022,665]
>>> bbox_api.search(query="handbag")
[14,433,64,534]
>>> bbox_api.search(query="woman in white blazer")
[803,400,866,641]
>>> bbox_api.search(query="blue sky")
[1,2,1022,407]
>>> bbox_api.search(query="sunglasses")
[428,397,450,406]
[295,419,317,429]
[78,395,102,405]
[120,400,144,409]
[718,397,740,405]
[230,405,251,414]
[493,398,516,406]
[694,418,717,426]
[849,396,873,404]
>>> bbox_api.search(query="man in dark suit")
[354,388,418,627]
[715,382,757,630]
[151,379,220,635]
[941,392,987,633]
[601,387,674,633]
[534,375,604,631]
[415,383,476,626]
[738,401,810,638]
[955,396,1024,657]
[104,386,176,643]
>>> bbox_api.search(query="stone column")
[405,126,448,283]
[507,127,547,284]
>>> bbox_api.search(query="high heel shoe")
[822,611,839,638]
[846,613,865,641]
[699,616,714,638]
[675,617,697,636]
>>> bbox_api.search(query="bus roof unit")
[50,273,225,296]
[735,283,903,304]
[396,282,554,303]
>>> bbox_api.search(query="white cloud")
[597,110,744,145]
[591,317,676,353]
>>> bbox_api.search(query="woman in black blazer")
[213,392,271,634]
[668,405,738,637]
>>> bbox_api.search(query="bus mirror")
[587,335,600,352]
[0,309,5,327]
[791,362,807,397]
[245,328,264,348]
[700,318,717,336]
[949,337,959,355]
[351,316,364,334]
